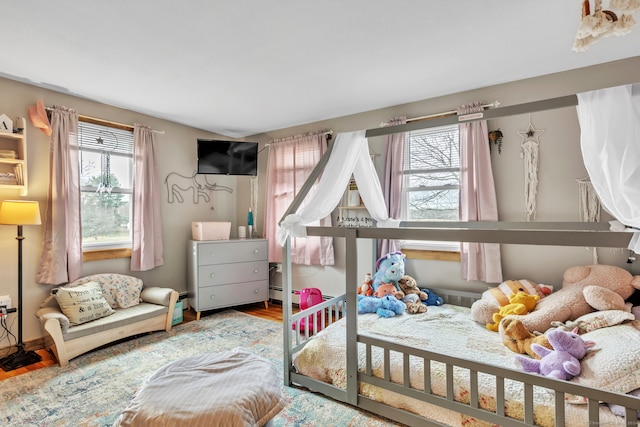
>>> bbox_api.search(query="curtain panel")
[277,130,399,246]
[131,124,164,271]
[577,83,640,253]
[378,117,406,257]
[265,131,335,265]
[37,106,83,285]
[458,102,503,283]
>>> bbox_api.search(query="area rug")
[1,310,402,426]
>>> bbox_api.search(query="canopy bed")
[280,83,640,426]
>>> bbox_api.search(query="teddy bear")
[357,294,406,318]
[485,291,539,332]
[516,328,595,380]
[499,318,552,359]
[470,279,546,326]
[372,251,405,293]
[396,275,428,314]
[507,264,640,334]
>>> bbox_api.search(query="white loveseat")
[35,273,179,367]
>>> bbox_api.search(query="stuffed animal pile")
[507,264,640,333]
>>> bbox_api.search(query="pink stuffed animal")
[516,328,595,380]
[509,265,640,333]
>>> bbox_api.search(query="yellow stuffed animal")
[486,291,539,332]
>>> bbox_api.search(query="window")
[78,120,134,250]
[401,124,460,251]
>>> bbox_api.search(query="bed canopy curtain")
[277,130,399,246]
[36,106,82,285]
[378,117,406,257]
[130,124,164,271]
[458,102,503,283]
[265,131,335,265]
[577,83,640,254]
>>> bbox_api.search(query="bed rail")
[356,334,640,427]
[289,294,346,352]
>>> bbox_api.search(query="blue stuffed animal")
[357,295,406,318]
[372,251,406,293]
[421,288,444,306]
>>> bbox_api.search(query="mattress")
[292,304,637,427]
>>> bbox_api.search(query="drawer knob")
[254,289,259,294]
[253,249,259,254]
[210,295,216,300]
[209,273,216,278]
[253,268,259,274]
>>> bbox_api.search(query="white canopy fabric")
[577,83,640,253]
[277,130,399,246]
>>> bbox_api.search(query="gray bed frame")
[282,222,640,426]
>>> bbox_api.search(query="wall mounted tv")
[197,139,258,176]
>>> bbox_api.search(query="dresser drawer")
[196,280,269,311]
[197,240,268,265]
[198,260,268,287]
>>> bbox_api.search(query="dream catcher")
[96,130,118,193]
[517,115,545,222]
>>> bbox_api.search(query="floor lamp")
[0,200,42,371]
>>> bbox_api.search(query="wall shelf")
[0,120,28,196]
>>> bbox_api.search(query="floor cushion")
[113,347,285,427]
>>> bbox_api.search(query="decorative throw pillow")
[70,274,143,309]
[55,281,115,326]
[571,322,640,394]
[574,310,635,333]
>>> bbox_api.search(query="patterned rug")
[1,310,402,426]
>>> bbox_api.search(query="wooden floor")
[0,300,288,380]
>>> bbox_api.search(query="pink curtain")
[458,102,503,283]
[37,106,82,285]
[131,124,164,271]
[265,131,334,265]
[378,117,406,257]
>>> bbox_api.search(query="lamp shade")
[0,200,42,225]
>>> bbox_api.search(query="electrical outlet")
[0,295,11,309]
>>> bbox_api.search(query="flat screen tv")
[197,139,258,176]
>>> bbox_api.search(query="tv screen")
[197,139,258,176]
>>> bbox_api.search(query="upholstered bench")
[35,273,178,367]
[113,347,285,427]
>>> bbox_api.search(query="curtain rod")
[366,94,578,138]
[403,100,500,124]
[45,107,165,134]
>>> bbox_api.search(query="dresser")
[187,239,269,320]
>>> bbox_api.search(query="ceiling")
[2,1,640,138]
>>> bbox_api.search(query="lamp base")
[0,346,42,371]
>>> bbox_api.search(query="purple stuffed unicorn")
[516,328,595,380]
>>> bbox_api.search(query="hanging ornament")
[96,130,118,193]
[517,115,545,222]
[573,0,640,52]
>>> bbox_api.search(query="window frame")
[400,124,460,253]
[78,117,135,253]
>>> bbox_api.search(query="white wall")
[0,57,638,347]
